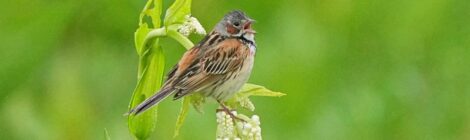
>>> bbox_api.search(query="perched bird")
[128,10,256,117]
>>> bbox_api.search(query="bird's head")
[215,10,256,41]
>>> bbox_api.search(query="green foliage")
[227,84,286,111]
[127,0,164,139]
[4,0,470,139]
[164,0,192,26]
[173,84,285,138]
[128,47,165,139]
[134,24,151,56]
[127,0,197,139]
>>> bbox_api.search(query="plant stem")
[167,29,194,50]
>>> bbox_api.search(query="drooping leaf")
[173,97,191,139]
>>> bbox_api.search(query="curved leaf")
[128,0,164,139]
[134,24,150,56]
[238,83,286,97]
[164,0,192,26]
[226,83,285,111]
[128,46,165,140]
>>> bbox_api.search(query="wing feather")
[170,39,248,99]
[202,39,245,75]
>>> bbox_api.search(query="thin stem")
[145,28,166,42]
[167,29,194,50]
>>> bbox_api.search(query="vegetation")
[1,0,469,139]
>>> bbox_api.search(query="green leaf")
[128,46,165,140]
[238,83,286,97]
[226,83,285,111]
[173,97,191,139]
[135,0,163,57]
[128,0,165,139]
[237,83,286,97]
[189,93,205,113]
[139,0,162,28]
[148,0,162,27]
[104,128,111,140]
[134,24,151,56]
[164,0,192,26]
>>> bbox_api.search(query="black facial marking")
[208,35,220,46]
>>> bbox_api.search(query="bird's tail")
[127,87,173,116]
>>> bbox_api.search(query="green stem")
[167,29,194,50]
[144,28,166,45]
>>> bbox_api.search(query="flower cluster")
[216,111,262,140]
[237,115,261,140]
[216,111,237,139]
[178,15,206,36]
[238,98,255,111]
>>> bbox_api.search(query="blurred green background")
[1,0,469,139]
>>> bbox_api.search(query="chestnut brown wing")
[171,39,248,99]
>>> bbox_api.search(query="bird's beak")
[245,29,256,34]
[243,20,256,34]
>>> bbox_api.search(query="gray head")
[215,10,256,40]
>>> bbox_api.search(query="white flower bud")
[216,110,263,139]
[244,123,252,129]
[252,115,260,125]
[188,16,206,35]
[177,15,206,37]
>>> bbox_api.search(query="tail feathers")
[128,87,173,116]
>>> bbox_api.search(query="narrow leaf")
[104,128,111,140]
[173,97,191,139]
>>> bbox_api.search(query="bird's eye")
[233,21,240,27]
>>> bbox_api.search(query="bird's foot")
[216,102,246,122]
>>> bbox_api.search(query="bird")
[128,10,256,117]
